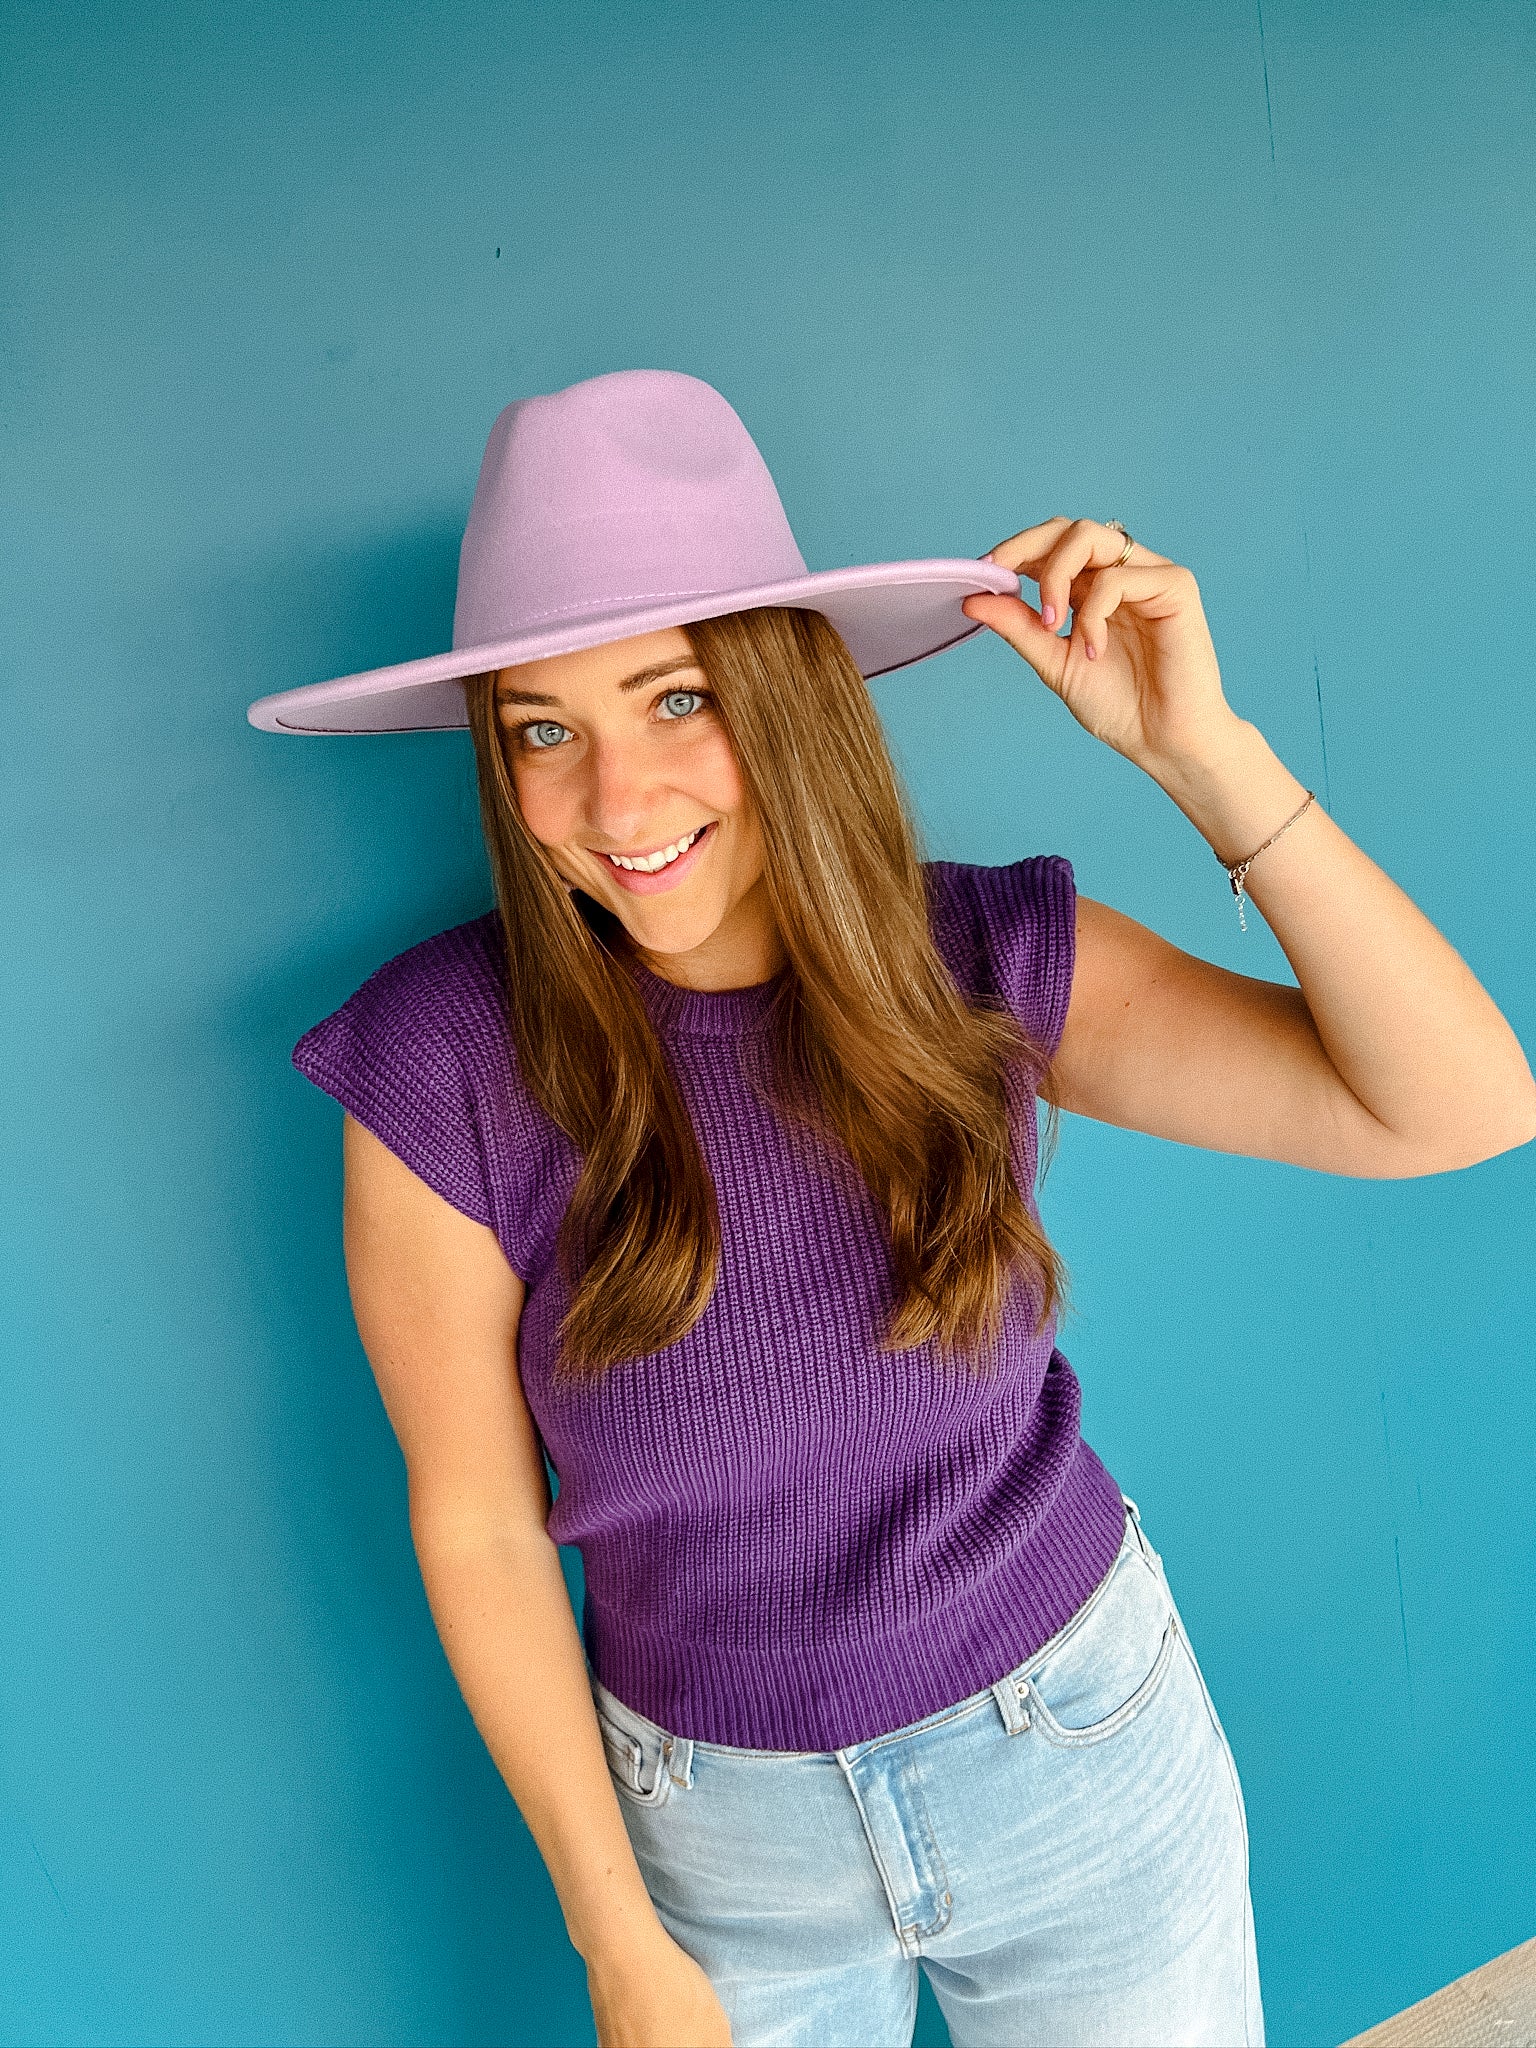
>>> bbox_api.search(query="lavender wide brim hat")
[246,369,1020,734]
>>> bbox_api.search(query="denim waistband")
[588,1494,1161,1785]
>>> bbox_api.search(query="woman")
[251,370,1536,2048]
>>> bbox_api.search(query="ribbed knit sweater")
[292,855,1127,1751]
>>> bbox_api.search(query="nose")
[584,732,666,849]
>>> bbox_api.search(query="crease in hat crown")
[246,367,1020,733]
[454,370,809,646]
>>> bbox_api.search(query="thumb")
[961,591,1067,690]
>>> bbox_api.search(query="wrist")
[1137,713,1258,796]
[579,1909,678,1978]
[1142,719,1310,868]
[569,1884,673,1972]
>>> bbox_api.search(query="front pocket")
[1011,1543,1183,1748]
[596,1709,675,1806]
[1024,1609,1181,1746]
[598,1718,643,1786]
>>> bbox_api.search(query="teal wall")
[6,3,1534,2042]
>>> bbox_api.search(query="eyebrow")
[493,655,703,708]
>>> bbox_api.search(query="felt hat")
[246,369,1019,734]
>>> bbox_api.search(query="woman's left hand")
[961,518,1241,777]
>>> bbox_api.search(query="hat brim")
[245,558,1021,733]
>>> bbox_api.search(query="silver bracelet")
[1218,789,1316,931]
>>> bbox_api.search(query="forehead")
[494,625,700,704]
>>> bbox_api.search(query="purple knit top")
[293,856,1127,1750]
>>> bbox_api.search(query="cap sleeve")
[944,854,1078,1062]
[292,944,495,1229]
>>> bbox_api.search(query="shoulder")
[301,909,512,1073]
[313,917,505,1032]
[923,855,1077,1060]
[291,912,515,1231]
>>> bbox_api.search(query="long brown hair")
[463,605,1068,1382]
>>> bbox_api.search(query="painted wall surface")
[5,3,1534,2043]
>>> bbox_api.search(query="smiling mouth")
[598,822,712,873]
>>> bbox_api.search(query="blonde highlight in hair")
[463,605,1069,1382]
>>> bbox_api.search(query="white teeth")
[605,825,704,873]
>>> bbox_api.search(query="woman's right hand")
[587,1925,734,2047]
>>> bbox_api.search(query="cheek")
[692,729,748,811]
[703,743,767,885]
[505,754,567,847]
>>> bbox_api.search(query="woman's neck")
[634,875,788,993]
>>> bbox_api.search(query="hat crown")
[452,370,809,651]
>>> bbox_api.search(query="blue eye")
[521,720,571,750]
[515,692,704,748]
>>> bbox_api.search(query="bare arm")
[962,517,1536,1177]
[1047,725,1536,1177]
[340,1114,730,2044]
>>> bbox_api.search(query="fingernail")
[1041,603,1056,627]
[1085,641,1097,660]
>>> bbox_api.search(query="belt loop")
[1122,1493,1159,1569]
[665,1733,694,1788]
[990,1669,1033,1736]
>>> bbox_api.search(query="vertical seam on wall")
[1257,0,1335,820]
[1301,524,1334,814]
[1255,0,1277,165]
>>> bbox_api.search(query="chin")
[614,898,727,957]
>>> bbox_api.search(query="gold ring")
[1105,519,1135,567]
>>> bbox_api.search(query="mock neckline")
[628,955,791,1037]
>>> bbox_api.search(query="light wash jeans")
[588,1499,1263,2048]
